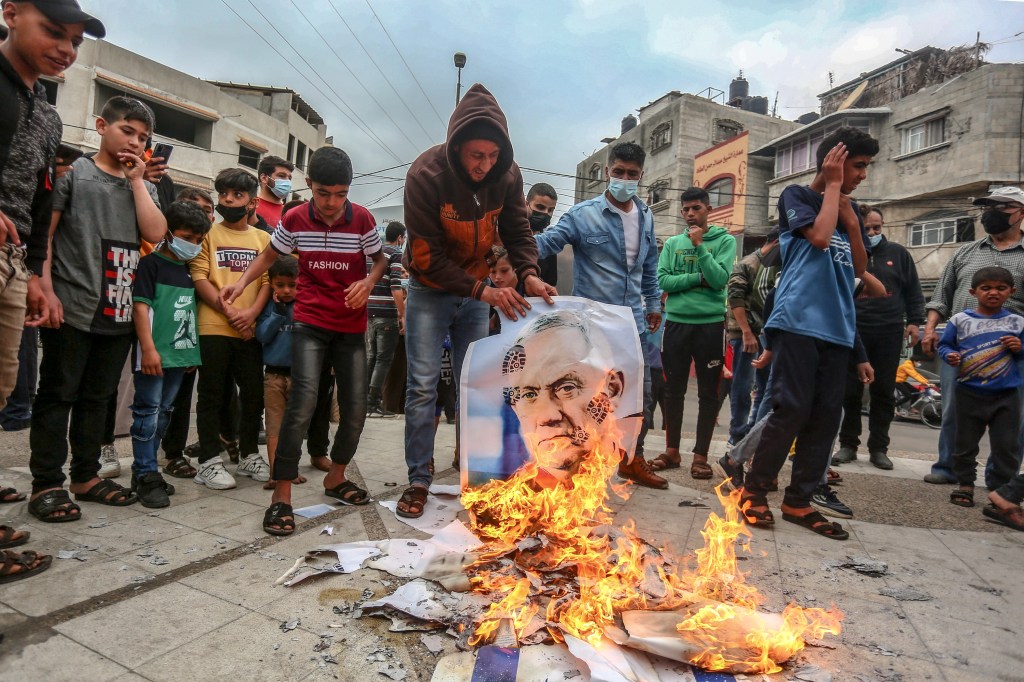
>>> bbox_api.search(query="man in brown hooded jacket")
[397,84,554,518]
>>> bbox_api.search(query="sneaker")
[98,444,121,478]
[132,471,172,509]
[811,485,853,519]
[236,453,271,482]
[833,445,857,464]
[617,455,669,490]
[923,473,956,484]
[194,459,236,490]
[368,406,398,419]
[717,454,744,488]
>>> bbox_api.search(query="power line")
[288,0,426,155]
[325,0,439,145]
[363,0,447,129]
[364,184,405,207]
[228,0,403,163]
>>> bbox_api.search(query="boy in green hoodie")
[651,187,736,479]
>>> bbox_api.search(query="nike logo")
[174,296,192,309]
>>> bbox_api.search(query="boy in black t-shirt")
[130,202,210,508]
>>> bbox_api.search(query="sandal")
[219,436,241,464]
[324,480,369,506]
[690,455,713,480]
[0,549,52,584]
[28,489,81,523]
[982,503,1024,531]
[827,469,843,485]
[782,509,849,540]
[739,492,775,528]
[649,453,681,472]
[263,502,295,536]
[73,479,137,506]
[0,487,26,504]
[950,488,975,508]
[396,486,428,519]
[163,456,198,479]
[0,525,29,550]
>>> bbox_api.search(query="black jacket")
[855,235,925,329]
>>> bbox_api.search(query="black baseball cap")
[13,0,106,38]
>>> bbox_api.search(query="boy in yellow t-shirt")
[189,169,271,490]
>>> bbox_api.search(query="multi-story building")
[43,39,327,196]
[752,46,1022,285]
[574,79,801,246]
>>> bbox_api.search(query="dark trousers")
[366,316,400,408]
[163,370,239,457]
[307,367,334,457]
[29,326,132,491]
[647,365,665,430]
[0,326,37,429]
[746,330,849,508]
[196,335,263,463]
[952,386,1020,488]
[274,324,366,481]
[839,326,903,453]
[662,321,724,455]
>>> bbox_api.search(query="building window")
[40,79,59,105]
[790,138,810,174]
[588,163,602,184]
[93,83,214,149]
[295,140,307,171]
[706,177,735,209]
[287,134,295,163]
[909,218,956,247]
[775,146,792,177]
[649,122,672,153]
[238,144,261,170]
[713,119,743,144]
[648,180,669,209]
[901,117,946,155]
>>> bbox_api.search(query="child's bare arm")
[133,301,162,376]
[120,152,167,244]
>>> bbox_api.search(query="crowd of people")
[1,0,1024,585]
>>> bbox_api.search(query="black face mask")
[981,208,1017,235]
[529,210,551,232]
[216,204,249,223]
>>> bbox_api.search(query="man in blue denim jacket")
[535,142,666,488]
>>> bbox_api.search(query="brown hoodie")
[403,83,539,299]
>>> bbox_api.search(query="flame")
[460,423,842,673]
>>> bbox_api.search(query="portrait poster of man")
[459,297,643,489]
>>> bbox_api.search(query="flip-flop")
[0,487,26,504]
[324,480,369,506]
[73,479,137,506]
[28,489,81,523]
[648,454,681,472]
[982,503,1024,531]
[0,550,52,584]
[263,502,295,536]
[0,525,29,550]
[396,486,428,519]
[690,457,713,480]
[782,510,849,540]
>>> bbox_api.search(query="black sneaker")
[811,485,853,519]
[132,472,173,509]
[717,454,744,488]
[368,406,398,419]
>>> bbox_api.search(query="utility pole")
[454,52,467,106]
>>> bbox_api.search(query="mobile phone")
[55,143,84,165]
[153,142,173,164]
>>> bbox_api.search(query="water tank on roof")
[741,96,769,115]
[797,112,820,125]
[729,74,749,103]
[621,115,637,134]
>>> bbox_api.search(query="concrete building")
[574,81,801,246]
[752,47,1023,285]
[42,39,327,196]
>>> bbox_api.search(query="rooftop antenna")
[828,71,834,88]
[771,91,779,117]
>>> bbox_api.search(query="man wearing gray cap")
[922,186,1024,485]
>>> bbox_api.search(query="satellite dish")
[837,80,868,111]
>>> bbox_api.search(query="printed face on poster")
[459,297,644,488]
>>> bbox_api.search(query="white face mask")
[168,234,202,261]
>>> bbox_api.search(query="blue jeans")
[0,327,37,429]
[404,279,488,486]
[131,368,186,476]
[933,356,1024,486]
[728,337,769,443]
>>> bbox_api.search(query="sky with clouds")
[79,0,1024,215]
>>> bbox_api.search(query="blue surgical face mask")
[168,234,202,261]
[269,178,292,200]
[868,233,882,247]
[607,177,639,203]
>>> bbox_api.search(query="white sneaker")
[236,453,271,482]
[193,459,236,490]
[98,444,121,478]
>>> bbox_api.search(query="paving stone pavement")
[0,416,1021,682]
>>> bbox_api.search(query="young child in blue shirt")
[255,255,300,490]
[130,201,209,508]
[938,266,1024,509]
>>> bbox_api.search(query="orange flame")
[461,426,842,672]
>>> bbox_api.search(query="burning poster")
[458,297,643,489]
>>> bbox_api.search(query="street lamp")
[454,52,467,106]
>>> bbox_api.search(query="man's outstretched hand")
[522,274,556,304]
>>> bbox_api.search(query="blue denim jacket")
[535,193,661,334]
